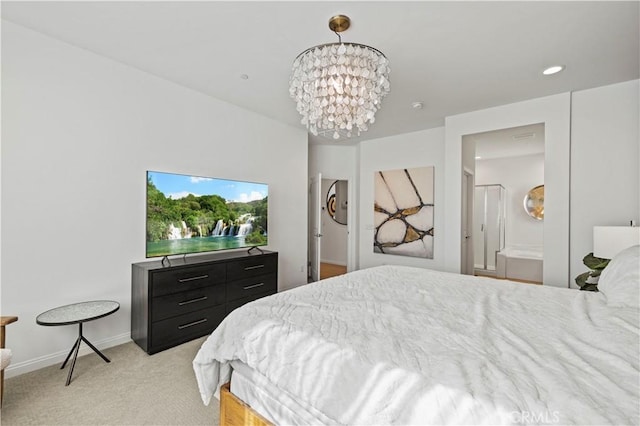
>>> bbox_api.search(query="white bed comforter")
[193,265,639,425]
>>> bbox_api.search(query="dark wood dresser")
[131,250,277,354]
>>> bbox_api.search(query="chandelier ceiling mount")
[328,14,351,34]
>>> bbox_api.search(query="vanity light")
[542,65,565,75]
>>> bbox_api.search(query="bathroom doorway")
[464,123,545,283]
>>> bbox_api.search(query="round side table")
[36,300,119,386]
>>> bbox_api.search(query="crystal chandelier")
[289,15,390,140]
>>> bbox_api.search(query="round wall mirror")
[523,184,544,220]
[326,180,347,225]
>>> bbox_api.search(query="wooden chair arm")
[0,316,18,349]
[0,316,17,406]
[0,317,18,327]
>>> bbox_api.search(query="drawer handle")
[177,318,207,330]
[243,282,265,290]
[244,265,265,271]
[178,296,208,306]
[178,274,209,283]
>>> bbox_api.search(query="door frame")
[461,169,475,275]
[444,94,571,287]
[308,174,355,281]
[309,173,322,282]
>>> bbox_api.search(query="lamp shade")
[593,226,640,259]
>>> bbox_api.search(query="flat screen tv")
[146,171,268,258]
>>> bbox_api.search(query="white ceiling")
[468,123,545,160]
[3,1,638,145]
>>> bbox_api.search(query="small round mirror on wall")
[326,180,348,225]
[523,184,544,220]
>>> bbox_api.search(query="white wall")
[310,83,638,290]
[1,21,308,376]
[570,80,640,287]
[308,145,357,182]
[476,153,545,248]
[309,80,640,287]
[320,179,348,266]
[358,128,446,270]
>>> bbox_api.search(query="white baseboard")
[4,332,132,378]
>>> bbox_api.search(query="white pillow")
[597,245,640,308]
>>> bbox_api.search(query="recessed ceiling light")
[412,101,424,110]
[542,65,565,75]
[240,74,249,80]
[475,156,482,160]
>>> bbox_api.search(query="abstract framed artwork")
[374,166,434,258]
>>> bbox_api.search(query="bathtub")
[496,246,543,283]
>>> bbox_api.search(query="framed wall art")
[374,166,434,258]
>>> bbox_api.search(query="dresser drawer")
[151,305,226,349]
[226,255,277,281]
[227,274,277,302]
[132,250,278,354]
[151,263,226,297]
[151,284,226,322]
[226,291,275,314]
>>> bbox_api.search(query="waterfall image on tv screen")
[146,171,268,258]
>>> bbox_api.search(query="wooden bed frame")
[220,382,273,426]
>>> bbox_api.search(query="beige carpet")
[1,336,219,425]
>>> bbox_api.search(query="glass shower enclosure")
[474,184,506,274]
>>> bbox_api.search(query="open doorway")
[463,123,545,284]
[447,93,570,287]
[319,179,348,279]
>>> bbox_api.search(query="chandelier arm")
[292,42,388,62]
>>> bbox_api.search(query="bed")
[496,245,543,283]
[193,245,640,425]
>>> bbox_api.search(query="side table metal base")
[60,322,110,386]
